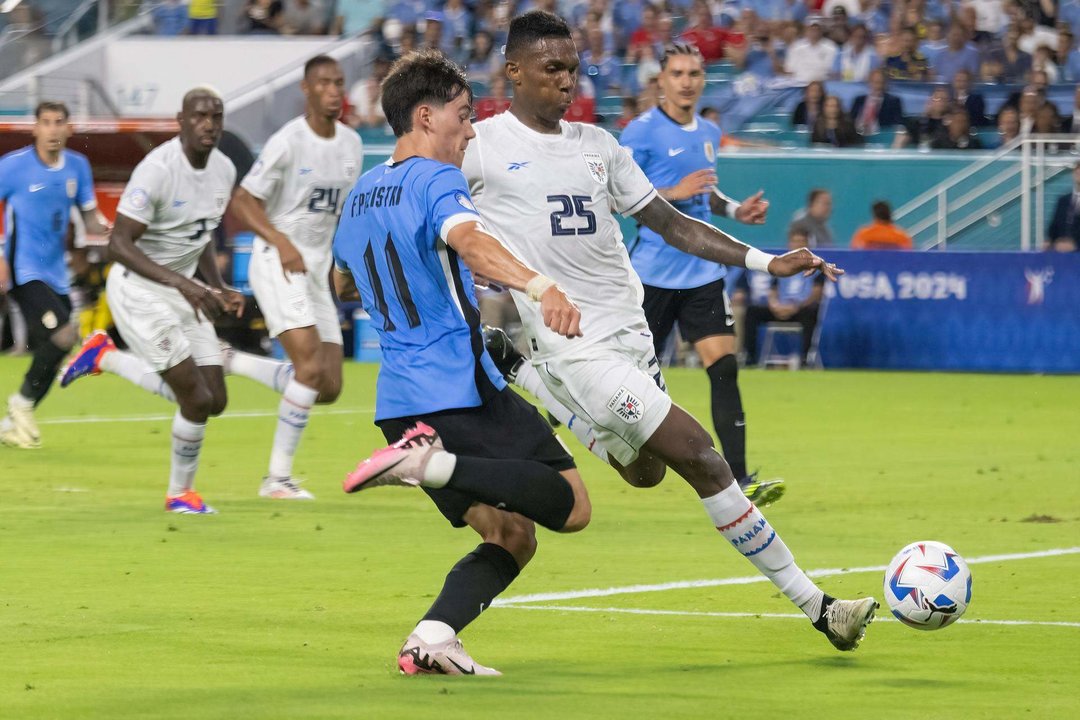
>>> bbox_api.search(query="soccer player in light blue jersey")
[0,101,109,449]
[619,42,785,506]
[332,49,591,676]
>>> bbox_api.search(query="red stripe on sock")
[282,396,314,411]
[716,504,756,532]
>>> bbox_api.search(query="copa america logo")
[1024,267,1054,305]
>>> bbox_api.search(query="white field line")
[497,604,1080,629]
[37,407,374,425]
[494,547,1080,606]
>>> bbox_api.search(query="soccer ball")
[884,541,972,631]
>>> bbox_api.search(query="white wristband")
[744,247,776,274]
[526,274,557,302]
[713,188,741,218]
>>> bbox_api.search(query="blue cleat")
[165,491,217,514]
[60,331,115,388]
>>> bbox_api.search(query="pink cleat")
[343,422,444,493]
[397,634,501,676]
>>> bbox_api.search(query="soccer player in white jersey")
[61,88,241,514]
[225,55,363,500]
[463,11,878,651]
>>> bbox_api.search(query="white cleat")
[259,476,315,500]
[819,596,878,651]
[7,395,40,447]
[397,633,501,676]
[0,413,40,449]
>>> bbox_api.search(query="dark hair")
[872,200,892,222]
[505,10,572,59]
[660,41,704,70]
[381,49,472,138]
[304,54,339,78]
[808,188,829,205]
[35,101,69,120]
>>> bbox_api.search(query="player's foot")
[481,325,525,382]
[397,633,501,676]
[6,394,40,446]
[259,476,315,500]
[165,490,218,514]
[0,413,40,449]
[739,472,785,507]
[814,596,878,651]
[343,422,443,493]
[60,331,115,388]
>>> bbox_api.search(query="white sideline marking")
[494,547,1080,606]
[37,407,374,426]
[498,604,1080,629]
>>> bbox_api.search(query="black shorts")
[377,387,576,528]
[9,281,72,347]
[642,277,734,350]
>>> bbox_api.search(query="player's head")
[302,55,345,120]
[178,87,225,157]
[32,101,71,156]
[381,49,475,167]
[658,42,705,115]
[505,11,578,126]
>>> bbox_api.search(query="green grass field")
[1,357,1078,719]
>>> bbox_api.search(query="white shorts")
[106,268,223,372]
[534,325,672,465]
[248,237,343,345]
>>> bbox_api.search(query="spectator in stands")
[1017,87,1042,134]
[851,68,904,136]
[701,105,722,124]
[628,4,664,60]
[995,23,1034,81]
[965,0,1007,42]
[441,0,472,62]
[1017,13,1057,55]
[241,0,284,34]
[1003,69,1050,112]
[421,12,443,51]
[680,0,727,62]
[792,80,825,128]
[1032,43,1060,81]
[281,0,327,35]
[638,74,661,111]
[832,22,880,80]
[920,19,948,62]
[789,188,835,248]
[628,42,662,94]
[1062,0,1080,37]
[885,26,931,80]
[1033,101,1065,133]
[346,54,391,129]
[474,72,511,121]
[812,96,862,146]
[895,85,951,148]
[1066,85,1080,134]
[466,29,498,76]
[931,105,985,149]
[615,96,639,130]
[952,68,988,126]
[151,0,188,36]
[851,201,914,249]
[784,18,839,81]
[582,25,621,98]
[742,227,826,366]
[1047,162,1080,250]
[187,0,219,35]
[996,106,1021,145]
[931,22,981,81]
[1055,28,1079,80]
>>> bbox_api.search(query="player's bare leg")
[399,503,538,676]
[158,359,227,514]
[641,404,877,650]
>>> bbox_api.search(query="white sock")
[169,411,206,496]
[268,379,319,480]
[11,393,33,408]
[227,349,294,393]
[702,482,824,621]
[515,363,609,462]
[413,619,456,645]
[421,451,458,489]
[100,350,176,402]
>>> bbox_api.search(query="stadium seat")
[758,323,804,370]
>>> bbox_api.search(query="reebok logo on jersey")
[29,184,46,192]
[507,161,530,171]
[607,386,644,424]
[667,147,685,157]
[299,167,313,175]
[173,200,187,208]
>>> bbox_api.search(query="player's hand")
[219,288,246,318]
[178,278,227,322]
[734,190,769,225]
[540,285,582,339]
[669,169,718,201]
[767,247,844,282]
[275,236,307,278]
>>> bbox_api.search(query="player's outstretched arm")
[710,189,769,225]
[633,196,843,280]
[230,187,306,275]
[108,214,227,321]
[446,222,582,338]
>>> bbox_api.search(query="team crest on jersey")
[607,385,644,424]
[128,188,150,211]
[582,152,607,184]
[66,178,77,199]
[704,141,715,163]
[455,192,476,212]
